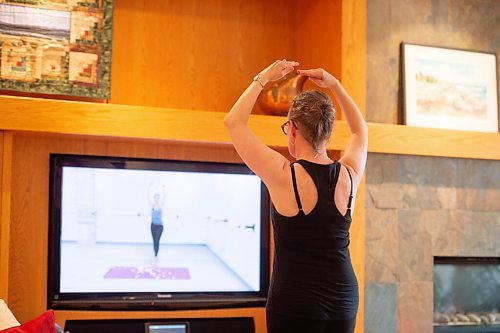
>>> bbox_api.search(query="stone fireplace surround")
[363,153,500,333]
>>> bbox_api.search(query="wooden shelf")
[0,95,343,148]
[0,95,498,160]
[367,122,500,160]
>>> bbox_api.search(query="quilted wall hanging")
[0,0,113,98]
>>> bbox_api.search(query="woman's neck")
[294,142,332,164]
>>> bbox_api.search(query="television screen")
[47,154,270,310]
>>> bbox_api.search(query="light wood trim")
[0,95,321,149]
[341,1,366,331]
[1,95,499,160]
[368,122,500,160]
[350,177,365,332]
[0,131,13,302]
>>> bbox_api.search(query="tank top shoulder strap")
[290,161,304,216]
[330,161,341,185]
[336,163,354,216]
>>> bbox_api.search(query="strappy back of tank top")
[289,159,353,219]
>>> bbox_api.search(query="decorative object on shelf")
[0,0,114,99]
[258,71,308,116]
[402,43,498,132]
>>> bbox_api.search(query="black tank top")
[266,159,359,320]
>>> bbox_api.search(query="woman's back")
[267,160,358,320]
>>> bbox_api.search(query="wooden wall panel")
[294,0,342,75]
[340,0,366,113]
[0,131,5,301]
[294,0,343,114]
[110,0,297,113]
[0,131,12,302]
[0,132,3,251]
[340,1,366,331]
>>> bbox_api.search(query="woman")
[224,60,368,333]
[149,184,166,258]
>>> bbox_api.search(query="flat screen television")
[47,154,270,310]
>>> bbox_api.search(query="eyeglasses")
[281,120,291,135]
[281,120,297,135]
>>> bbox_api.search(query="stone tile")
[459,188,500,212]
[457,159,500,212]
[389,57,403,125]
[365,187,375,208]
[366,153,399,185]
[399,184,441,210]
[367,0,391,58]
[367,55,397,123]
[398,209,421,236]
[397,210,433,282]
[456,210,500,256]
[365,283,397,333]
[459,159,500,190]
[368,184,400,209]
[447,0,500,51]
[365,208,398,283]
[430,158,459,188]
[366,154,384,185]
[390,0,436,55]
[422,210,459,256]
[399,156,458,187]
[398,184,417,210]
[397,282,433,333]
[399,156,433,186]
[436,186,458,210]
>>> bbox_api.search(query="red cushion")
[0,310,55,333]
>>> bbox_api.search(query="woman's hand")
[258,59,299,85]
[297,68,339,89]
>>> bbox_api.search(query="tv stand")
[64,317,254,333]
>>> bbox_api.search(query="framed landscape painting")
[402,43,498,132]
[0,0,114,98]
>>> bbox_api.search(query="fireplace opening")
[434,257,500,333]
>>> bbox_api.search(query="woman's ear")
[290,121,297,138]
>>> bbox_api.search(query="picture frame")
[402,43,498,132]
[0,0,114,99]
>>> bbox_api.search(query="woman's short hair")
[288,90,335,151]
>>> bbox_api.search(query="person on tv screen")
[149,184,166,258]
[224,60,368,333]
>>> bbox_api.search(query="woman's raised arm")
[224,60,299,186]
